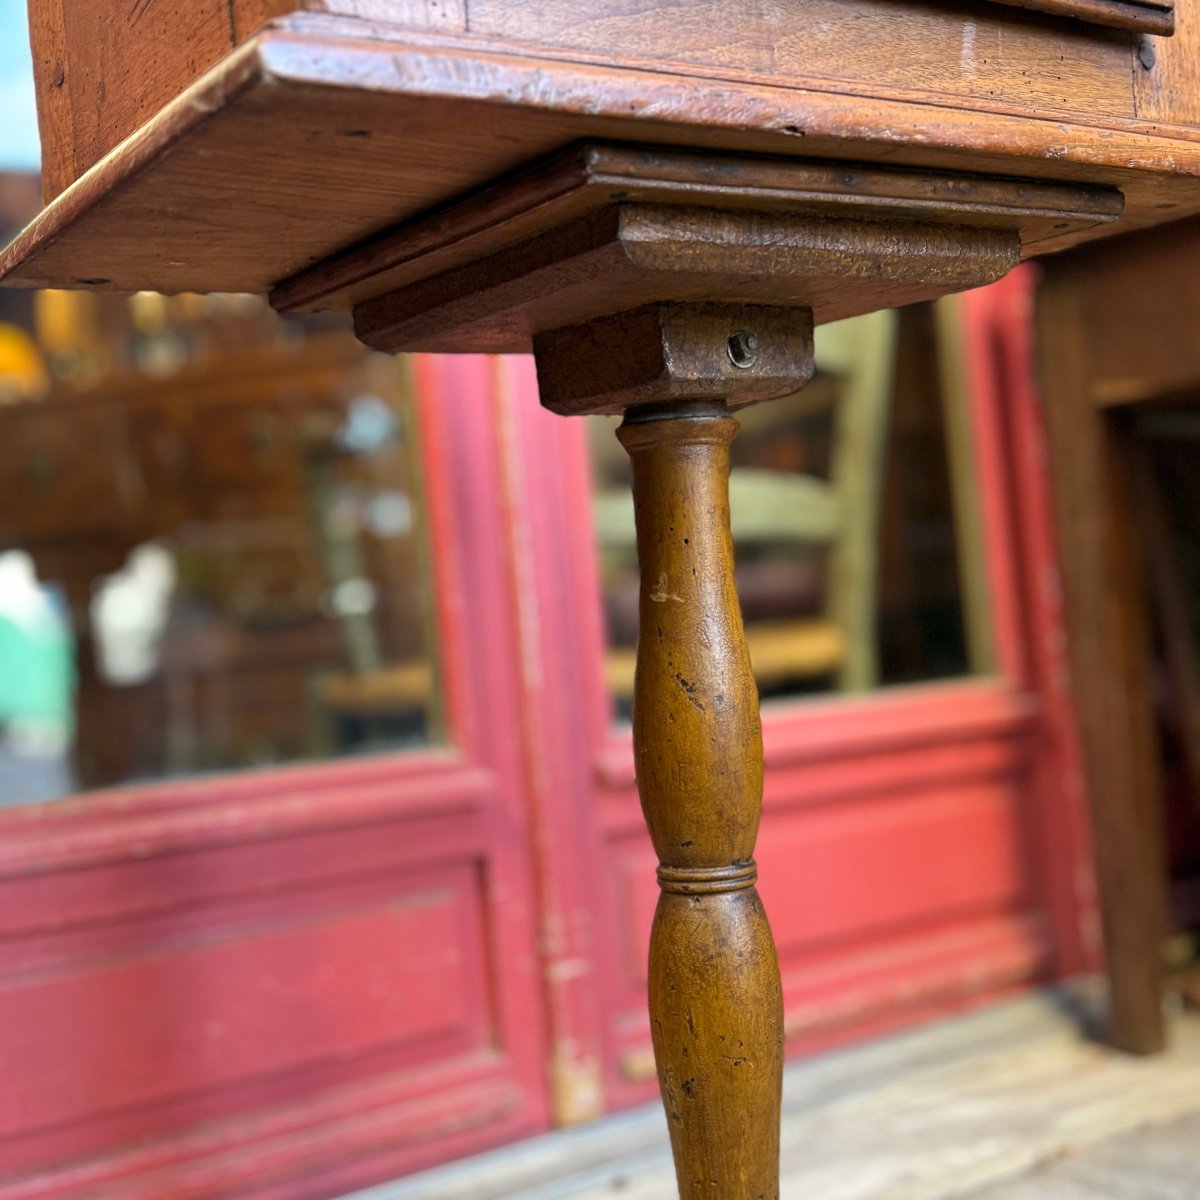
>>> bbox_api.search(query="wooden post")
[1036,265,1168,1054]
[619,401,783,1198]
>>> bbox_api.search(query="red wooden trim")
[0,1055,525,1200]
[0,758,491,879]
[594,678,1035,788]
[490,354,615,1123]
[595,737,1033,841]
[410,351,551,1112]
[958,271,1101,976]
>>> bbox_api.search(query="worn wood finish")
[998,0,1174,34]
[1036,263,1169,1053]
[280,143,1119,336]
[1133,0,1200,127]
[6,14,1200,299]
[27,0,467,200]
[619,403,783,1199]
[28,0,1174,201]
[351,203,1020,357]
[463,0,1143,119]
[532,304,815,416]
[1051,219,1200,409]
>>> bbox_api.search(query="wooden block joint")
[533,303,814,416]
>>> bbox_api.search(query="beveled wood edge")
[261,13,1200,149]
[272,142,1123,315]
[1,14,1197,296]
[994,0,1174,35]
[0,40,265,290]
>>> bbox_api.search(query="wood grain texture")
[313,145,1118,357]
[27,1,468,199]
[47,0,235,201]
[279,142,1119,319]
[1036,259,1169,1054]
[5,16,1200,299]
[1065,219,1200,408]
[618,404,783,1199]
[24,0,72,201]
[1133,0,1200,125]
[350,202,1022,356]
[532,303,814,415]
[26,0,1152,198]
[997,0,1174,34]
[465,0,1140,120]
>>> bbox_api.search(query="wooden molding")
[265,143,1123,368]
[276,142,1121,319]
[992,0,1174,35]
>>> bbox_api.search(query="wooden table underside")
[4,10,1200,301]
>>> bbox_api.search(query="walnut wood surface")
[1036,254,1170,1054]
[278,144,1118,358]
[996,0,1173,34]
[532,304,814,415]
[278,142,1120,323]
[4,14,1200,300]
[29,0,1176,203]
[619,404,782,1199]
[27,0,466,200]
[464,0,1142,119]
[349,202,1022,357]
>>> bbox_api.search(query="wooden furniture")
[1035,218,1200,1054]
[0,334,433,788]
[595,310,898,696]
[5,2,1200,1195]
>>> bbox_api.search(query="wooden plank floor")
[967,1112,1200,1198]
[344,993,1200,1200]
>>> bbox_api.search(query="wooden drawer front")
[0,412,124,545]
[466,0,1141,122]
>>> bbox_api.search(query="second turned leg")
[619,402,783,1199]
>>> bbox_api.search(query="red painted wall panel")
[0,874,479,1141]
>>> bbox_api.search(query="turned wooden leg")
[619,401,783,1199]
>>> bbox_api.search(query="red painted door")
[0,354,549,1198]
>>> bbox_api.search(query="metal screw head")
[727,330,760,369]
[1138,39,1157,70]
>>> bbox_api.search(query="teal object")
[0,608,72,733]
